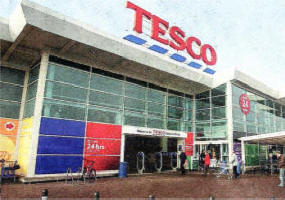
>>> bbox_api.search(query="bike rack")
[65,167,74,184]
[155,152,163,173]
[137,152,145,175]
[170,152,178,170]
[76,167,85,184]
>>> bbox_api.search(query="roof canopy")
[239,131,285,145]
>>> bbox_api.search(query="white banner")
[122,126,187,138]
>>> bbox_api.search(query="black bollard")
[209,196,215,200]
[42,189,48,200]
[94,192,100,200]
[149,194,155,200]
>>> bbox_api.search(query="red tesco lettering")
[127,1,217,65]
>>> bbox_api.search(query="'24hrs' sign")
[239,94,250,115]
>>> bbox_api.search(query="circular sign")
[4,122,15,131]
[239,94,250,115]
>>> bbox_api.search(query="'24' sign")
[239,94,251,115]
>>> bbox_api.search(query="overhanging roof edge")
[19,0,214,88]
[0,16,12,41]
[239,131,285,142]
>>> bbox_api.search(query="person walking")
[199,150,205,172]
[277,150,285,187]
[180,150,187,175]
[231,152,239,179]
[204,151,210,175]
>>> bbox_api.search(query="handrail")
[65,167,74,184]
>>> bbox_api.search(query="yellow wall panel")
[20,117,33,136]
[17,135,32,175]
[17,117,34,176]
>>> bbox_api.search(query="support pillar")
[120,134,125,162]
[226,82,234,168]
[27,50,49,177]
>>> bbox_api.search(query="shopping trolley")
[216,161,232,180]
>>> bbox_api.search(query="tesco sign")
[127,1,217,66]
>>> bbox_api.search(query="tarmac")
[1,171,285,199]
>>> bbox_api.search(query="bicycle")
[81,159,96,183]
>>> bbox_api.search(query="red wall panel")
[86,122,121,139]
[84,156,120,170]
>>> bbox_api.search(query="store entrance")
[124,136,178,173]
[195,144,229,162]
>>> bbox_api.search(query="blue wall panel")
[35,155,83,174]
[37,136,84,154]
[40,117,85,137]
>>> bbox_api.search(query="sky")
[1,0,285,91]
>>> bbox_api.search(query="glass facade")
[232,84,285,139]
[23,65,39,118]
[41,62,194,131]
[195,84,227,141]
[0,66,25,162]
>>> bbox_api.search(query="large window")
[24,65,39,118]
[0,66,25,119]
[195,84,227,141]
[41,62,194,131]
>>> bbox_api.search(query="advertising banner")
[185,132,194,156]
[233,142,242,162]
[0,118,18,161]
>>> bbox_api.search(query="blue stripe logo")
[123,34,216,75]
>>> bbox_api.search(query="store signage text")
[127,1,217,66]
[123,126,187,138]
[86,140,105,151]
[239,94,250,115]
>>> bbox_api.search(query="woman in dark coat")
[199,150,205,171]
[180,151,187,175]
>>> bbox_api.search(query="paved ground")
[1,172,285,199]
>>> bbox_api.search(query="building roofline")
[0,16,12,42]
[1,0,284,100]
[17,0,213,87]
[214,67,284,101]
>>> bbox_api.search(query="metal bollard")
[94,192,100,200]
[149,194,155,200]
[209,196,215,200]
[270,198,275,200]
[42,189,48,200]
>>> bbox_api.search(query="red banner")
[86,122,122,139]
[185,132,193,156]
[84,156,120,170]
[84,138,121,155]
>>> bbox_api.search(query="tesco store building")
[1,0,285,181]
